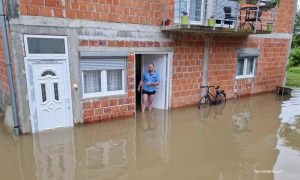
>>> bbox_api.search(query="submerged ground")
[1,90,300,180]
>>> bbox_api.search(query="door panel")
[142,55,167,109]
[28,60,72,132]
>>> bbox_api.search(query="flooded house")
[0,0,297,133]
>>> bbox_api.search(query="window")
[53,83,59,101]
[24,35,67,56]
[236,57,256,79]
[41,83,47,102]
[80,58,126,98]
[174,0,204,24]
[41,70,56,77]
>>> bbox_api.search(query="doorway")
[135,53,170,111]
[24,35,73,133]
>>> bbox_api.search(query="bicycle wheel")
[198,96,210,109]
[216,92,226,103]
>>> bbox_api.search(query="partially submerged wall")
[0,32,9,112]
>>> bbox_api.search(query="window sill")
[235,75,255,80]
[82,92,127,100]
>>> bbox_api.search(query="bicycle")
[198,86,226,109]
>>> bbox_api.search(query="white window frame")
[81,69,126,99]
[24,34,68,58]
[236,57,257,79]
[174,0,205,25]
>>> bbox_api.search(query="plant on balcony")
[265,0,281,8]
[267,22,273,32]
[246,0,258,4]
[207,16,216,27]
[180,11,189,25]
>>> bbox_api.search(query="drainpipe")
[283,0,298,86]
[0,1,19,134]
[201,34,210,97]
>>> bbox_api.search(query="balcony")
[162,0,278,35]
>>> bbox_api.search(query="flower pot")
[267,24,273,32]
[181,15,189,25]
[246,0,258,4]
[207,18,216,27]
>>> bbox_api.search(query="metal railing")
[162,0,277,33]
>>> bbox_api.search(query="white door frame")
[135,52,173,110]
[24,35,73,133]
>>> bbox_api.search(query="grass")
[286,66,300,87]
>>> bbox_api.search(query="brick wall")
[18,0,164,25]
[0,33,9,110]
[171,33,204,108]
[208,36,289,98]
[81,54,135,123]
[17,0,295,34]
[273,0,295,33]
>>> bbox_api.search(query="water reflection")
[1,92,300,179]
[274,88,300,179]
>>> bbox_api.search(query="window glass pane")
[27,37,65,54]
[174,0,188,19]
[83,70,101,93]
[236,59,244,76]
[246,58,255,75]
[41,83,47,102]
[190,0,202,22]
[107,70,123,91]
[41,70,56,77]
[54,83,59,101]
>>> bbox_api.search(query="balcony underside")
[161,25,272,36]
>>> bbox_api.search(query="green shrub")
[288,48,300,68]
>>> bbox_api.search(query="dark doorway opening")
[135,54,142,110]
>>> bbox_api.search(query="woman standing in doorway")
[137,63,160,112]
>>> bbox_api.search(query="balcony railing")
[162,0,277,35]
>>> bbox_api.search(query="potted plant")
[246,0,258,4]
[267,22,273,32]
[265,0,280,8]
[180,11,189,25]
[207,16,216,27]
[162,19,171,26]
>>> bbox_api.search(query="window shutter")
[80,59,125,70]
[79,51,128,70]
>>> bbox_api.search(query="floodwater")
[1,90,300,180]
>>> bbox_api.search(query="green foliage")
[288,49,300,68]
[286,66,300,87]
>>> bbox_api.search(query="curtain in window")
[84,70,101,93]
[174,0,188,19]
[107,70,122,91]
[190,0,202,22]
[246,58,255,75]
[237,59,244,76]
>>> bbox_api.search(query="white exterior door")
[142,54,167,109]
[26,59,73,132]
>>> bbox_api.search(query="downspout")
[0,1,19,134]
[201,34,210,97]
[283,0,298,86]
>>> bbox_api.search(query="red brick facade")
[81,55,135,123]
[13,0,295,126]
[0,33,9,96]
[18,0,164,25]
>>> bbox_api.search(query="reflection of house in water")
[74,119,136,180]
[274,89,300,179]
[84,139,128,179]
[32,128,76,180]
[136,111,170,169]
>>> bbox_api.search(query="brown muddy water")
[1,90,300,180]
